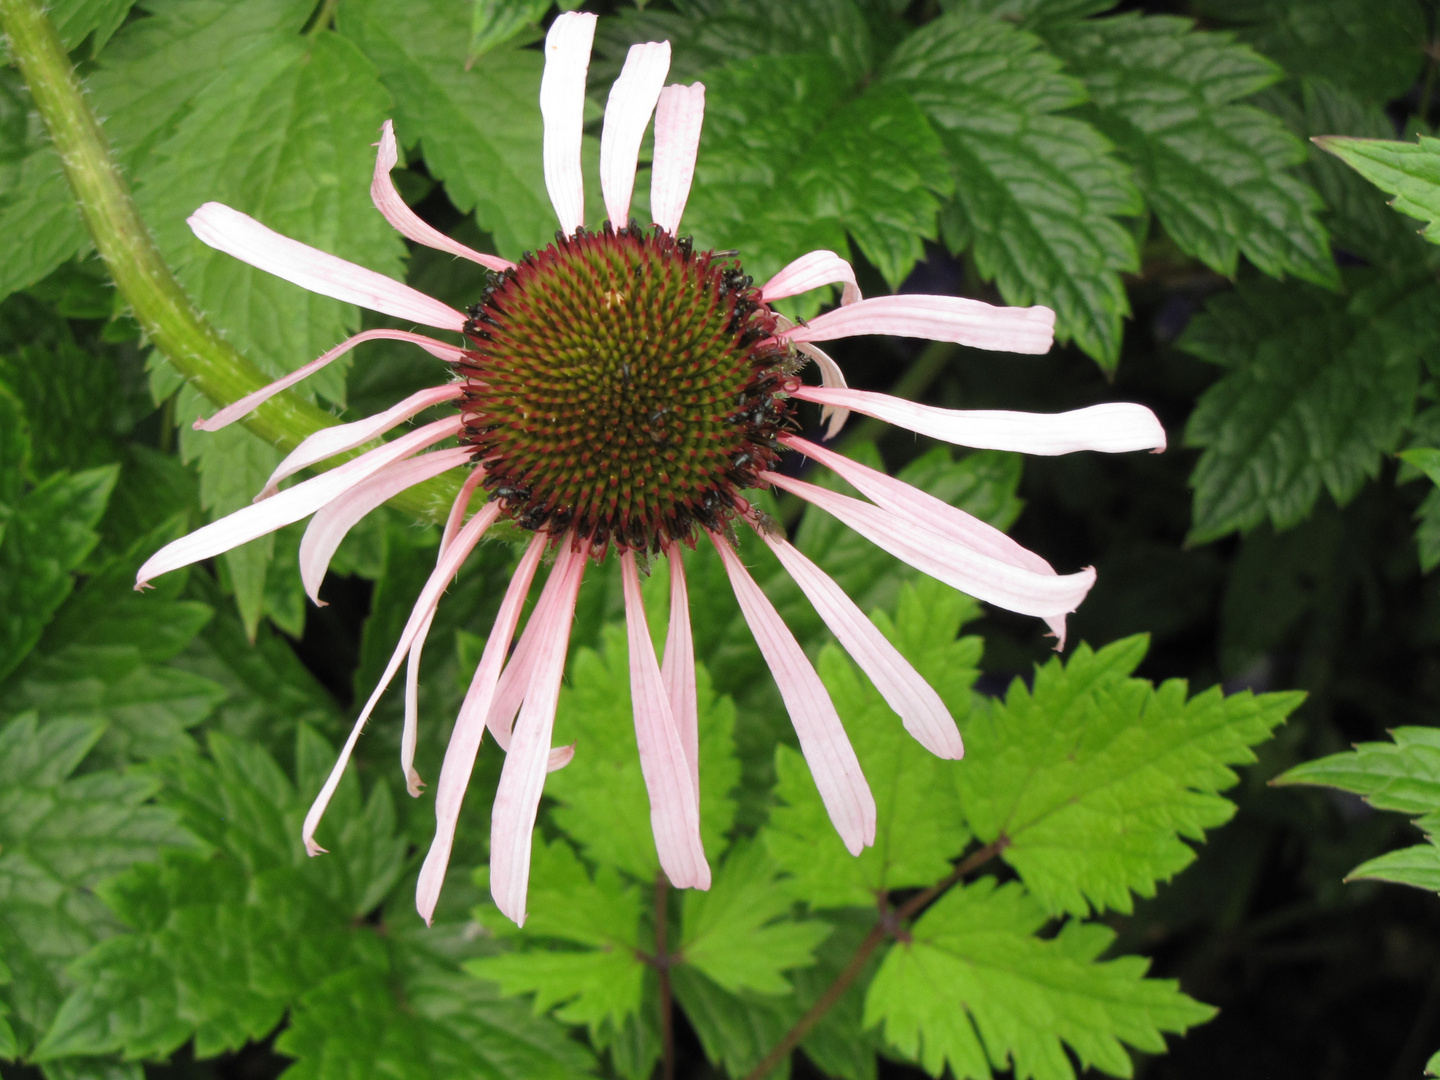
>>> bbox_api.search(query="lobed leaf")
[1316,135,1440,247]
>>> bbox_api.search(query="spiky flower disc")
[458,224,796,553]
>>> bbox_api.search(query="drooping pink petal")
[795,341,850,439]
[257,384,464,500]
[782,434,1070,646]
[649,83,705,235]
[622,551,710,889]
[485,603,537,752]
[760,470,1096,619]
[661,543,699,801]
[440,466,490,552]
[761,250,862,307]
[600,42,671,228]
[540,12,598,236]
[193,329,467,432]
[188,203,466,331]
[372,120,514,272]
[710,533,875,855]
[757,526,963,760]
[302,503,501,856]
[136,416,464,590]
[781,294,1054,355]
[299,448,472,605]
[792,388,1167,456]
[490,541,587,925]
[416,533,549,924]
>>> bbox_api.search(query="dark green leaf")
[1316,134,1440,246]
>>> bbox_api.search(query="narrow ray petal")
[649,83,704,234]
[372,120,514,272]
[417,534,548,924]
[490,542,587,925]
[793,388,1167,456]
[601,42,671,227]
[258,384,464,500]
[302,503,501,856]
[194,330,466,432]
[761,250,861,307]
[783,434,1069,646]
[137,416,463,589]
[661,543,699,800]
[540,13,598,235]
[188,203,466,331]
[761,470,1096,619]
[622,551,710,889]
[300,448,472,605]
[782,294,1054,355]
[710,533,875,854]
[441,466,490,552]
[795,341,851,439]
[757,526,962,760]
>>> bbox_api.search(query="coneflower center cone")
[458,224,797,553]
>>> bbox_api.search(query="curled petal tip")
[192,416,208,431]
[547,744,576,772]
[305,839,328,857]
[313,599,329,609]
[406,770,425,797]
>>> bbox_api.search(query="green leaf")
[0,464,116,684]
[1348,844,1440,892]
[679,842,830,995]
[48,0,137,53]
[766,580,980,909]
[1416,486,1440,574]
[1316,135,1440,246]
[340,0,560,258]
[0,146,90,303]
[940,0,1119,25]
[958,636,1300,916]
[1045,14,1336,289]
[885,9,1141,370]
[864,877,1215,1080]
[546,623,740,882]
[1182,272,1433,542]
[468,0,548,60]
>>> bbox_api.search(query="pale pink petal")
[188,203,466,331]
[796,342,851,439]
[792,388,1167,456]
[757,527,962,760]
[661,543,699,801]
[299,448,472,605]
[782,434,1069,646]
[622,551,710,889]
[600,42,671,228]
[760,470,1096,619]
[136,416,463,589]
[257,384,464,500]
[781,294,1054,355]
[372,120,514,272]
[485,604,537,752]
[540,13,598,236]
[761,250,861,307]
[194,330,467,432]
[441,466,490,552]
[490,541,587,925]
[710,533,875,855]
[417,533,549,924]
[649,82,704,234]
[302,503,501,856]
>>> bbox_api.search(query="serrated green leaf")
[958,636,1299,916]
[1046,14,1336,289]
[545,622,740,882]
[679,842,830,995]
[1348,844,1440,891]
[468,0,548,60]
[0,144,90,303]
[1317,135,1440,246]
[865,877,1214,1080]
[885,10,1140,369]
[340,0,559,258]
[767,580,979,909]
[49,0,137,53]
[940,0,1118,25]
[1182,272,1433,542]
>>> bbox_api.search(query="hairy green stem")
[740,835,1009,1080]
[0,0,460,521]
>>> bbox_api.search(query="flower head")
[135,12,1166,927]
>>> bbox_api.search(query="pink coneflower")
[135,12,1165,927]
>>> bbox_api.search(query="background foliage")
[2,0,1439,1078]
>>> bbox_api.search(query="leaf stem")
[655,874,675,1080]
[740,835,1008,1080]
[0,0,460,521]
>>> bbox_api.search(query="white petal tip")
[305,840,328,857]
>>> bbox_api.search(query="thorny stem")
[655,875,676,1080]
[740,835,1010,1080]
[0,0,461,522]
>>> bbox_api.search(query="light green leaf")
[1317,135,1440,246]
[468,0,548,60]
[1348,845,1440,892]
[1047,14,1336,288]
[865,878,1215,1080]
[885,9,1140,370]
[958,636,1300,916]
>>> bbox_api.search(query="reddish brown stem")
[740,836,1009,1080]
